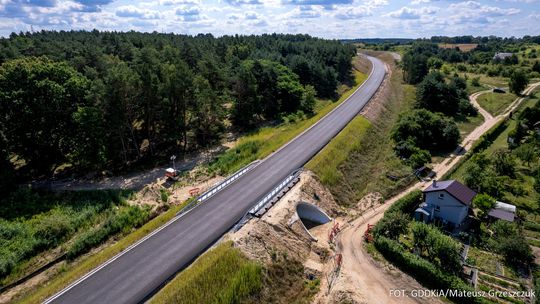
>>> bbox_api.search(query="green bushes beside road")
[375,236,484,304]
[0,189,149,286]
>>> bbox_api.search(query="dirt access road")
[331,82,540,304]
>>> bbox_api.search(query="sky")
[0,0,538,38]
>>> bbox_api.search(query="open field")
[209,70,368,175]
[462,72,509,89]
[477,92,519,116]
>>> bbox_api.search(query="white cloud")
[388,6,438,19]
[334,6,372,19]
[116,5,161,19]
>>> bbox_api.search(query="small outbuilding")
[415,180,476,228]
[493,52,513,60]
[487,201,516,222]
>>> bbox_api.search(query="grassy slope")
[305,116,371,185]
[477,92,519,116]
[210,70,368,175]
[16,200,192,304]
[150,242,262,304]
[0,190,151,287]
[151,243,318,304]
[311,54,415,205]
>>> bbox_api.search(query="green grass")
[209,70,368,175]
[313,57,416,205]
[0,189,150,287]
[477,92,518,116]
[306,116,371,185]
[468,247,519,280]
[151,244,318,304]
[456,114,485,138]
[528,238,540,248]
[16,199,192,304]
[449,98,538,182]
[150,241,262,304]
[479,274,523,291]
[462,72,509,89]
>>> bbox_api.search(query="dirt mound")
[229,171,342,265]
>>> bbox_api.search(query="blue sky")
[0,0,538,38]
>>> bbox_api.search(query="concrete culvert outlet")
[296,202,332,241]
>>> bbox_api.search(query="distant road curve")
[45,55,387,304]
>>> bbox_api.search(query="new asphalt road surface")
[45,55,386,304]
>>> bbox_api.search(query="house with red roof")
[415,180,477,228]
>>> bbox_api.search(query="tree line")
[0,31,355,190]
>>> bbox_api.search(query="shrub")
[160,189,169,203]
[410,222,462,274]
[472,194,496,218]
[392,109,460,153]
[471,77,481,87]
[209,140,261,174]
[385,190,422,215]
[375,236,483,304]
[66,206,150,260]
[408,149,432,169]
[373,212,410,240]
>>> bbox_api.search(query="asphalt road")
[45,55,386,304]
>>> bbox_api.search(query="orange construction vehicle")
[364,224,375,243]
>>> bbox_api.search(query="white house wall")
[425,191,468,225]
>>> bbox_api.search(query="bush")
[209,140,261,174]
[392,109,460,153]
[66,206,150,260]
[471,76,481,87]
[66,227,109,260]
[410,222,462,274]
[160,189,169,203]
[408,149,432,169]
[373,212,410,240]
[385,190,423,215]
[472,194,496,218]
[509,69,529,95]
[375,237,482,303]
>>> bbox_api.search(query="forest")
[0,31,356,192]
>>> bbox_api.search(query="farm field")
[438,43,478,52]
